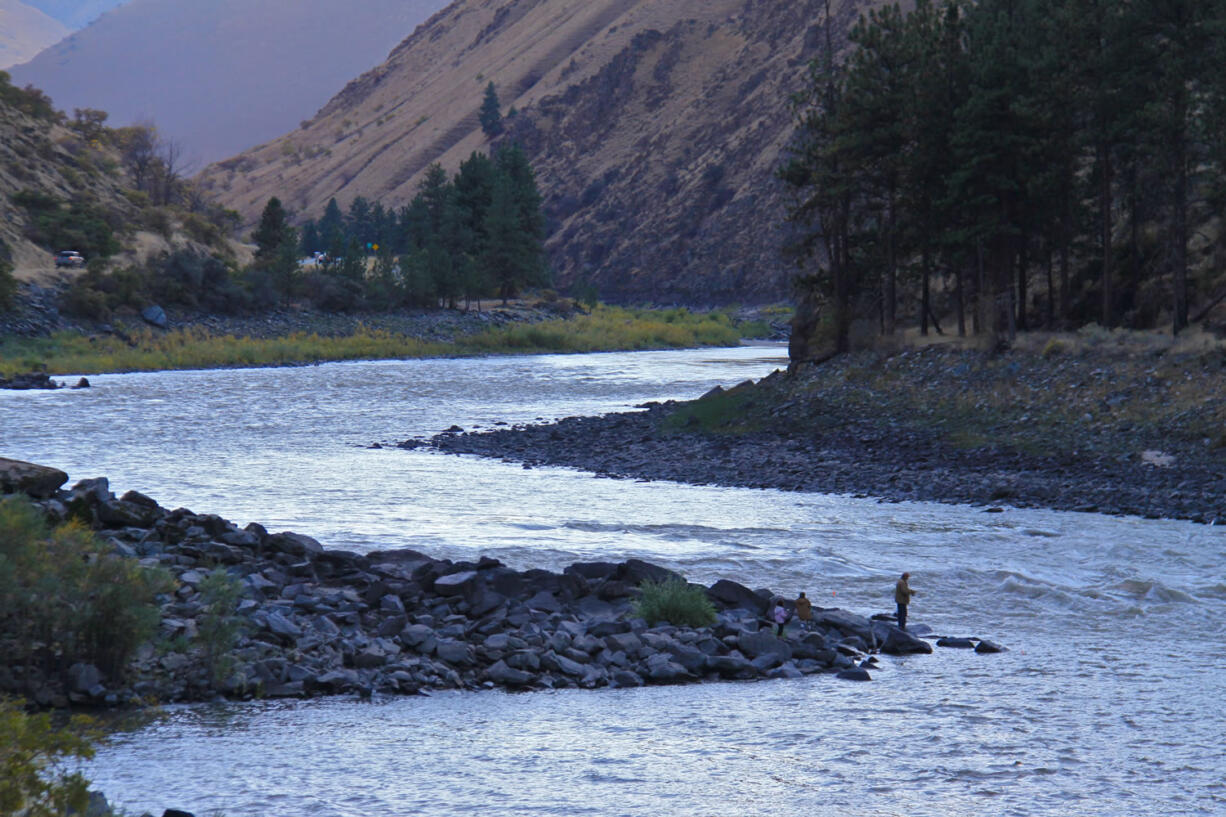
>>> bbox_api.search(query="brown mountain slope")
[0,0,68,69]
[200,0,873,304]
[10,0,449,165]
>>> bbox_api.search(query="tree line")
[260,142,549,311]
[782,0,1226,352]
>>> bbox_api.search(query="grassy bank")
[0,306,759,377]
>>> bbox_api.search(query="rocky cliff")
[199,0,874,304]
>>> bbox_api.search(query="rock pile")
[4,467,952,708]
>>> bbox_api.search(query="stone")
[836,668,872,681]
[433,570,479,597]
[486,660,533,687]
[588,618,631,637]
[936,637,976,649]
[880,628,933,655]
[526,590,562,612]
[506,650,541,672]
[66,663,103,694]
[707,654,755,679]
[435,640,475,666]
[707,579,768,613]
[644,653,691,682]
[565,561,619,581]
[380,594,406,615]
[617,558,682,586]
[737,631,792,661]
[311,669,359,693]
[610,669,644,687]
[574,596,618,620]
[141,304,169,328]
[0,458,69,499]
[974,639,1006,654]
[261,611,303,640]
[813,608,876,643]
[266,532,324,557]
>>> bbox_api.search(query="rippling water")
[2,345,1224,816]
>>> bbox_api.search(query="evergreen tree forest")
[782,0,1226,353]
[294,143,548,310]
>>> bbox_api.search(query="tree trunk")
[1099,142,1114,327]
[921,247,931,336]
[1045,247,1055,329]
[1172,96,1189,334]
[956,261,966,337]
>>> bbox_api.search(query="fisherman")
[794,591,812,630]
[895,572,917,630]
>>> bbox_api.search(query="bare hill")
[0,0,68,69]
[23,0,128,28]
[10,0,449,165]
[199,0,874,304]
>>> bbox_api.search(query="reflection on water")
[4,346,1224,816]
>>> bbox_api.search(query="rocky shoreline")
[1,460,1004,712]
[414,343,1226,523]
[0,281,581,341]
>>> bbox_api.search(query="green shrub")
[198,569,245,687]
[12,190,120,258]
[0,697,96,817]
[632,578,716,628]
[0,497,172,678]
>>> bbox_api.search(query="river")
[2,345,1224,817]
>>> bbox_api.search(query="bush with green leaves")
[0,496,172,681]
[0,697,96,817]
[198,569,245,687]
[632,578,717,628]
[11,189,121,259]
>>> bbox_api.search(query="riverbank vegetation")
[0,305,752,377]
[783,0,1226,356]
[0,697,97,817]
[0,497,172,694]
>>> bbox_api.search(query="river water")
[2,345,1224,817]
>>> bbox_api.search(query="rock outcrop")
[1,466,990,707]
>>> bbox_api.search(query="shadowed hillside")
[199,0,876,304]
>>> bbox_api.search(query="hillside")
[22,0,128,28]
[198,0,873,304]
[10,0,449,165]
[0,77,236,286]
[0,0,68,69]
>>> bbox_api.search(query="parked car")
[54,250,85,268]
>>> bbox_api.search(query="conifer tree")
[479,81,504,138]
[252,197,299,298]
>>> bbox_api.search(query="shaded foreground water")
[2,346,1224,816]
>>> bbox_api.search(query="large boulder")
[707,579,768,614]
[433,570,479,597]
[737,631,792,662]
[486,660,534,687]
[814,608,876,643]
[617,558,682,587]
[0,458,69,499]
[880,627,934,655]
[266,532,324,557]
